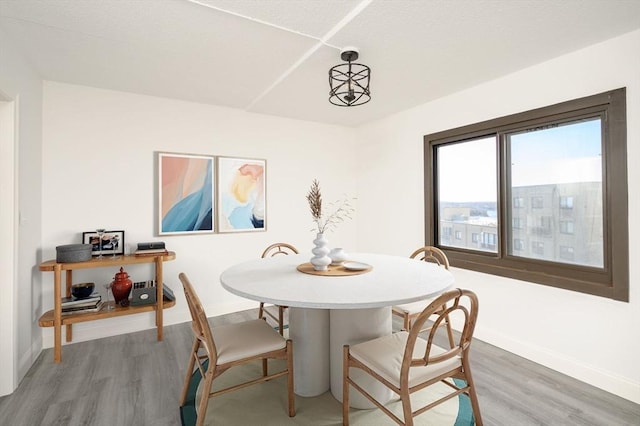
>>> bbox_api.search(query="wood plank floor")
[1,309,638,425]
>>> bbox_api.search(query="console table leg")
[53,265,62,363]
[155,256,163,341]
[65,271,73,342]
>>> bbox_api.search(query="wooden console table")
[39,252,176,363]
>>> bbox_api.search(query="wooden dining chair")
[258,243,299,335]
[343,288,482,426]
[392,246,455,348]
[178,273,295,426]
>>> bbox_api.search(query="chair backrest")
[262,243,299,258]
[179,272,218,364]
[409,246,450,269]
[401,289,478,376]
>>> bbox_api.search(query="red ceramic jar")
[111,267,132,305]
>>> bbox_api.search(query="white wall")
[0,26,44,395]
[41,82,358,344]
[354,29,640,403]
[0,95,17,396]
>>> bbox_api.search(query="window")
[512,217,523,229]
[560,220,575,234]
[455,230,463,240]
[532,216,552,236]
[481,232,497,250]
[531,241,545,255]
[513,239,524,251]
[531,196,544,209]
[560,246,575,261]
[513,197,524,208]
[560,196,574,209]
[424,88,628,301]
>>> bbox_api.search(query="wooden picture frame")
[82,230,125,256]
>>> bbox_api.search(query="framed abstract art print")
[216,156,266,233]
[158,152,215,235]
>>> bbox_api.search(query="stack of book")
[61,293,103,315]
[134,241,168,257]
[163,283,176,302]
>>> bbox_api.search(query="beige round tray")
[296,262,372,276]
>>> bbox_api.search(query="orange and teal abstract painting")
[217,157,266,232]
[159,153,215,235]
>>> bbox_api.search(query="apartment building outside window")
[424,88,628,301]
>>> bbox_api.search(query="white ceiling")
[1,0,640,127]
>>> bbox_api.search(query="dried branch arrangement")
[306,179,355,234]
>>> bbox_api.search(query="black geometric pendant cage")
[328,48,371,107]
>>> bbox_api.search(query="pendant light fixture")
[328,47,371,107]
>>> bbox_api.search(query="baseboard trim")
[475,325,640,404]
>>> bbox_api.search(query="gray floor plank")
[0,309,637,426]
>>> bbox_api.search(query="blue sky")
[437,118,602,202]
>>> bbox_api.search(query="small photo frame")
[82,230,125,256]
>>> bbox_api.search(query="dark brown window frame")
[424,88,628,301]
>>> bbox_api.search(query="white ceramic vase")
[310,233,331,271]
[329,247,349,265]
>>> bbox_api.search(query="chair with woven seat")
[392,246,455,348]
[258,243,299,335]
[343,288,483,426]
[178,272,295,426]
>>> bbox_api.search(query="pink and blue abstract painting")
[217,157,266,232]
[159,152,215,235]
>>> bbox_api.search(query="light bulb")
[344,88,356,103]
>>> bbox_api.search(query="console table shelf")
[39,251,176,363]
[38,299,176,327]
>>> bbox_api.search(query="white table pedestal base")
[330,307,394,409]
[289,307,330,397]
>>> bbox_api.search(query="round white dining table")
[219,252,454,408]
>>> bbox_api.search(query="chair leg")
[400,386,414,426]
[463,358,483,426]
[195,369,215,426]
[286,340,295,417]
[342,345,350,426]
[179,339,200,406]
[258,302,265,319]
[262,358,268,376]
[278,306,285,336]
[403,313,411,331]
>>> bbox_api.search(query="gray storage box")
[56,244,92,263]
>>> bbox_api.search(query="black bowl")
[71,282,95,299]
